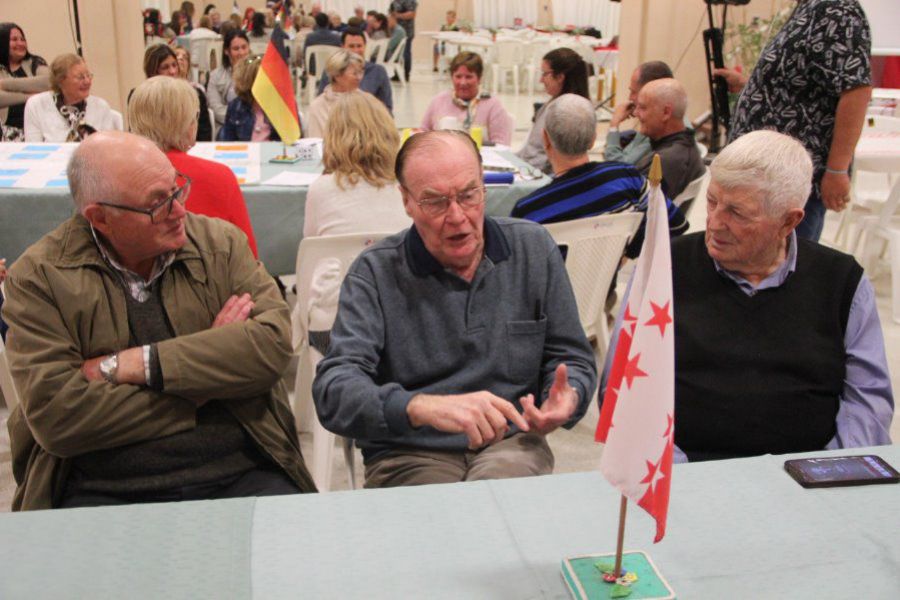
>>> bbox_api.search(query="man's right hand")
[712,67,748,94]
[212,293,254,328]
[609,101,634,128]
[407,392,530,450]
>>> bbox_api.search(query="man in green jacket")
[3,131,316,510]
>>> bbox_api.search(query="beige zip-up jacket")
[3,212,316,510]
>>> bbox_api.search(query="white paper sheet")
[262,171,322,187]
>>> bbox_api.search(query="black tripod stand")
[702,0,750,153]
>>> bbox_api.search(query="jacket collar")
[405,216,511,277]
[52,213,207,283]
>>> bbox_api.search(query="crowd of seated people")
[0,1,893,513]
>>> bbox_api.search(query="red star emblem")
[622,352,648,389]
[663,414,674,439]
[644,301,672,337]
[623,304,638,322]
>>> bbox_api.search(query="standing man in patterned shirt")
[390,0,417,82]
[715,0,872,241]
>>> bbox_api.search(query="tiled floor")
[0,65,897,503]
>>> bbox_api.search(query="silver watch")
[99,353,119,384]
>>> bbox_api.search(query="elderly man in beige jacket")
[3,131,316,510]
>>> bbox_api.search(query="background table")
[2,445,898,599]
[0,143,549,276]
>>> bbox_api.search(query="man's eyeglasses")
[406,185,486,217]
[97,173,191,224]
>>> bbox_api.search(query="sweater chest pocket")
[506,317,547,381]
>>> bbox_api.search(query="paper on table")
[480,148,518,171]
[262,171,322,186]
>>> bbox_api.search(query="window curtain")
[552,0,621,38]
[472,0,538,28]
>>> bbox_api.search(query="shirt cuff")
[383,387,416,436]
[147,344,165,392]
[142,344,151,385]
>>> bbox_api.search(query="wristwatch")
[99,353,119,384]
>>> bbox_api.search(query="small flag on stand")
[251,19,301,144]
[596,154,674,544]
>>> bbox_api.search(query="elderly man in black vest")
[670,130,893,462]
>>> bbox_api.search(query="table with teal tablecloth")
[2,445,899,599]
[0,142,549,276]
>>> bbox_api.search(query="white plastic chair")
[851,179,900,323]
[543,212,643,365]
[191,37,222,85]
[208,107,216,142]
[304,45,340,103]
[673,170,710,222]
[250,38,270,57]
[491,39,525,95]
[523,39,552,95]
[291,232,393,492]
[109,110,124,132]
[0,335,21,411]
[368,38,389,64]
[384,38,407,83]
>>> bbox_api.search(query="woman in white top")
[24,53,118,142]
[306,49,363,139]
[300,90,409,353]
[206,29,249,126]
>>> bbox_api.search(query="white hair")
[67,143,117,212]
[643,78,687,121]
[544,94,597,156]
[711,130,813,215]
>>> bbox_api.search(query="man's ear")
[82,204,110,235]
[400,185,414,218]
[541,128,552,154]
[781,207,805,236]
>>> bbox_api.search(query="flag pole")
[648,153,663,188]
[613,495,627,577]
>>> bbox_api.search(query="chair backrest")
[208,107,217,142]
[190,36,222,69]
[369,38,389,64]
[250,39,270,57]
[0,335,21,411]
[543,212,643,340]
[291,232,394,350]
[304,44,340,77]
[674,170,709,208]
[494,39,524,66]
[386,38,407,65]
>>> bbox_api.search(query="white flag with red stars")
[595,171,674,543]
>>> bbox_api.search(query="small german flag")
[251,18,301,144]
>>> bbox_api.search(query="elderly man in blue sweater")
[313,130,597,488]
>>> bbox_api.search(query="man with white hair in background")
[511,93,687,258]
[633,78,704,199]
[668,130,893,462]
[2,131,316,510]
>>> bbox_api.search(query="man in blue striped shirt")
[510,94,687,258]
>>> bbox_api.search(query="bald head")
[68,131,169,212]
[395,130,482,187]
[634,78,688,140]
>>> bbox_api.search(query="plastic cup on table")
[469,126,483,149]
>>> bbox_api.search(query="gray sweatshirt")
[312,217,598,459]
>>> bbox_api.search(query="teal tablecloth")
[1,446,898,599]
[0,143,549,276]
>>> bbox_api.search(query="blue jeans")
[795,180,825,242]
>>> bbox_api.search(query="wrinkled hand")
[407,392,530,450]
[81,355,104,382]
[712,67,747,94]
[519,364,579,435]
[212,293,254,328]
[821,170,851,211]
[610,101,634,128]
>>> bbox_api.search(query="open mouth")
[447,232,469,243]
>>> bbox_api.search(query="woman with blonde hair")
[129,75,258,257]
[219,55,300,141]
[304,90,409,237]
[24,53,117,142]
[306,48,363,138]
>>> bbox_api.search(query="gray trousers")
[364,432,554,488]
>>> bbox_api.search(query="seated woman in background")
[300,90,410,355]
[207,29,249,126]
[24,53,118,142]
[366,12,388,40]
[516,47,589,174]
[219,55,299,141]
[0,23,49,141]
[173,46,193,80]
[135,44,212,141]
[305,90,409,237]
[420,51,513,145]
[128,75,258,257]
[249,12,268,41]
[167,10,188,37]
[307,49,363,138]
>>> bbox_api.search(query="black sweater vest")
[672,233,862,461]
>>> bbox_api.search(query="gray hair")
[67,142,117,212]
[711,130,813,215]
[325,48,363,79]
[544,93,596,156]
[642,78,687,121]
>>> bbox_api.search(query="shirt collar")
[405,216,511,277]
[90,225,175,299]
[713,231,797,295]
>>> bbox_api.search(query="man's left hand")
[821,170,851,212]
[519,364,579,435]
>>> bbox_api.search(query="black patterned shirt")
[729,0,871,178]
[390,0,418,36]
